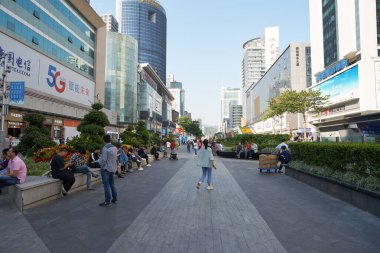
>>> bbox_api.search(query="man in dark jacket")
[278,146,291,173]
[150,145,159,160]
[51,148,75,197]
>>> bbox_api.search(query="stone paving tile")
[223,158,380,253]
[107,156,287,253]
[0,196,50,253]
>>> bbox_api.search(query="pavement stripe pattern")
[107,156,287,253]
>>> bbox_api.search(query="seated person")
[70,149,99,190]
[278,146,291,173]
[0,148,27,194]
[138,146,151,167]
[150,145,159,160]
[170,147,178,160]
[51,148,75,197]
[0,148,9,175]
[116,143,128,178]
[88,148,101,168]
[128,148,143,171]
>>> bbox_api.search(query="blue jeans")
[0,169,7,175]
[199,167,212,185]
[194,149,198,155]
[166,147,170,157]
[0,175,19,189]
[72,166,92,189]
[101,169,117,203]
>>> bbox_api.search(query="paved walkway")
[108,154,286,253]
[0,148,379,253]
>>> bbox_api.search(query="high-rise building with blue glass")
[116,0,167,82]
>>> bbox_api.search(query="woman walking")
[196,139,217,190]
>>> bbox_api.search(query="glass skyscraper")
[116,0,167,82]
[105,32,138,124]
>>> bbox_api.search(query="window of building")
[7,21,15,31]
[377,0,380,45]
[33,10,40,19]
[32,36,39,45]
[148,11,156,23]
[322,0,338,67]
[68,36,73,43]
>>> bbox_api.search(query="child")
[278,146,291,173]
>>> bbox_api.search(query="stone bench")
[6,153,161,211]
[7,168,102,211]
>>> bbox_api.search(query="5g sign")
[46,65,66,93]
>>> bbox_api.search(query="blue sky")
[91,0,310,126]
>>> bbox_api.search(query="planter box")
[286,166,380,218]
[219,151,270,160]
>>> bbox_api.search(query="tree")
[178,116,203,138]
[263,96,287,133]
[120,121,150,147]
[135,121,150,147]
[18,113,55,156]
[68,102,109,150]
[264,90,329,140]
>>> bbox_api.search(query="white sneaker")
[146,164,151,167]
[207,185,213,190]
[138,167,144,171]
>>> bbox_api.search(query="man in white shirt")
[166,141,171,158]
[275,139,289,152]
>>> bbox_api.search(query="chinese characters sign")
[0,33,94,106]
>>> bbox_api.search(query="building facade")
[0,0,106,141]
[167,76,185,116]
[242,26,279,124]
[102,14,119,32]
[245,43,312,136]
[137,63,174,134]
[228,104,243,130]
[104,31,138,125]
[221,87,241,132]
[309,0,380,143]
[116,0,167,82]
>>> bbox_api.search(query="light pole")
[0,53,12,150]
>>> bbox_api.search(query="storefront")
[6,112,24,138]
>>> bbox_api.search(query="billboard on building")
[313,65,359,105]
[0,33,94,106]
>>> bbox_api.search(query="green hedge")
[289,143,380,177]
[221,134,290,147]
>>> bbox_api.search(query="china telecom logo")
[46,65,66,93]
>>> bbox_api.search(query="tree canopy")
[178,116,203,138]
[263,90,329,139]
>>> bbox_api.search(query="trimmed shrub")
[289,143,380,177]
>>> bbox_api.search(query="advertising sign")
[0,33,94,106]
[9,82,25,104]
[313,65,359,105]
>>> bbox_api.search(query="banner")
[9,81,25,104]
[0,33,94,106]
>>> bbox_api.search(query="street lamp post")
[0,53,12,150]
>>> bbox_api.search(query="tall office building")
[167,75,185,116]
[0,0,106,141]
[221,87,241,126]
[245,43,312,135]
[229,104,243,130]
[309,0,380,142]
[104,32,138,124]
[242,26,279,125]
[116,0,167,82]
[102,14,119,32]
